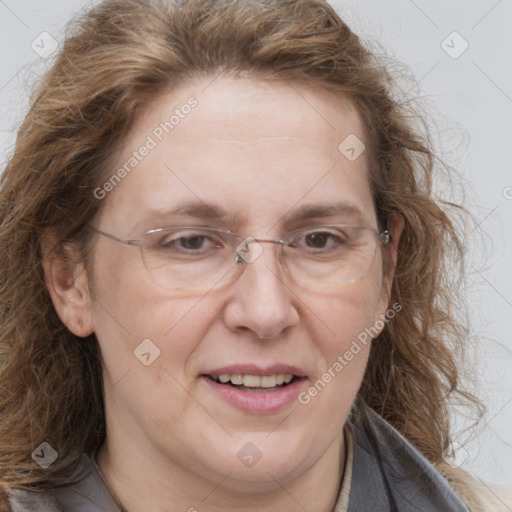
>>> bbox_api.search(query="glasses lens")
[140,226,382,292]
[141,227,241,292]
[283,225,379,290]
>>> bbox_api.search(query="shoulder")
[345,399,512,512]
[6,488,59,512]
[346,401,470,511]
[435,462,512,512]
[5,454,121,512]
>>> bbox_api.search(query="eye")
[290,228,349,252]
[151,229,224,254]
[304,232,337,249]
[173,234,212,251]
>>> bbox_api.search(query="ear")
[387,213,404,268]
[376,213,404,320]
[41,239,94,338]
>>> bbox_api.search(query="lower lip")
[201,376,307,414]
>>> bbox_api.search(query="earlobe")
[42,244,94,338]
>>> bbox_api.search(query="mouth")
[204,373,302,393]
[200,365,308,413]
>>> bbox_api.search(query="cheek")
[295,280,382,424]
[285,282,381,459]
[310,270,386,345]
[88,255,224,430]
[302,270,386,379]
[88,246,219,380]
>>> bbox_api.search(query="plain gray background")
[1,0,511,488]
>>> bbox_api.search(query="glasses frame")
[88,223,391,289]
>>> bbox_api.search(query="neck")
[95,428,345,512]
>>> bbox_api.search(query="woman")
[0,0,509,510]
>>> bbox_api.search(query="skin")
[44,76,401,512]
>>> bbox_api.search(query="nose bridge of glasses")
[233,236,287,265]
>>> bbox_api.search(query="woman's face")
[77,77,394,490]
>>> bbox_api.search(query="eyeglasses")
[88,224,391,293]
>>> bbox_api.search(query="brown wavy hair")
[0,0,482,499]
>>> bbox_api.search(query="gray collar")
[346,399,469,511]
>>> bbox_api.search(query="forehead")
[97,76,375,233]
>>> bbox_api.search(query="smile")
[201,367,307,413]
[213,373,296,390]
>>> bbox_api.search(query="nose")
[222,242,299,340]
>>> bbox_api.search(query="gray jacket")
[8,400,469,511]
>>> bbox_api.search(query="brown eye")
[287,228,349,253]
[305,232,330,248]
[178,235,208,250]
[154,229,224,254]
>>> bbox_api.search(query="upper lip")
[203,364,307,380]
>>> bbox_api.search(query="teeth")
[243,375,262,387]
[230,374,243,385]
[260,375,277,387]
[215,374,295,388]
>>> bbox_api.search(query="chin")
[201,438,313,491]
[210,463,306,495]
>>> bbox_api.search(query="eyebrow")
[283,202,364,222]
[140,200,366,230]
[152,201,242,225]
